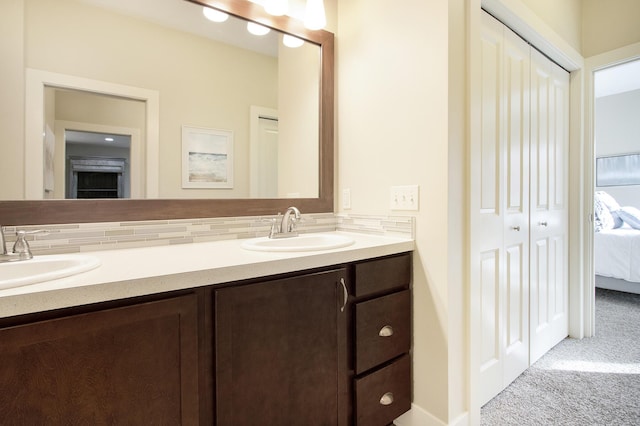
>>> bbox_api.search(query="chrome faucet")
[0,227,41,263]
[281,206,301,234]
[268,207,301,239]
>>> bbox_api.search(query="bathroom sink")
[241,233,355,252]
[0,254,101,290]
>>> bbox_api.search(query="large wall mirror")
[0,0,333,225]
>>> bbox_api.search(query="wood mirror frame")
[0,0,333,226]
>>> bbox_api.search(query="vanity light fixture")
[247,21,271,36]
[202,6,229,22]
[304,0,326,30]
[283,34,304,48]
[264,0,288,16]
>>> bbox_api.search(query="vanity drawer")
[354,253,411,298]
[355,354,411,426]
[355,290,410,374]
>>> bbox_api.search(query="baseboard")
[393,404,469,426]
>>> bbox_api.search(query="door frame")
[583,41,640,335]
[25,69,159,199]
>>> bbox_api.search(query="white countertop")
[0,232,413,319]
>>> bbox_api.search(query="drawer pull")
[379,325,394,337]
[379,392,394,406]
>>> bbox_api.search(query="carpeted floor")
[481,288,640,426]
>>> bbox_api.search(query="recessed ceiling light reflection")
[203,7,229,22]
[247,22,271,36]
[283,34,304,48]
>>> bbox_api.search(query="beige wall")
[520,0,582,53]
[0,0,25,200]
[278,38,320,198]
[583,0,640,57]
[337,0,457,422]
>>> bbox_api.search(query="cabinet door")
[215,269,347,426]
[0,294,200,425]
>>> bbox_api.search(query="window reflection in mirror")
[10,0,320,200]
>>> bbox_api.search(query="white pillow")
[595,191,621,212]
[594,196,615,232]
[618,206,640,230]
[595,191,623,228]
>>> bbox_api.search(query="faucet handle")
[12,231,33,260]
[12,229,48,260]
[260,215,281,238]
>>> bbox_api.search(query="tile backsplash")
[2,213,414,255]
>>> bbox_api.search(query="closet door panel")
[529,50,569,364]
[479,249,502,405]
[475,12,506,406]
[475,12,531,405]
[502,26,530,388]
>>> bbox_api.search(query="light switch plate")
[342,188,351,209]
[390,185,419,211]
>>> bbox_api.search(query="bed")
[595,226,640,294]
[593,191,640,294]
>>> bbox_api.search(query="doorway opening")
[65,130,132,199]
[592,58,640,295]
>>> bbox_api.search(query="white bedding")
[594,226,640,283]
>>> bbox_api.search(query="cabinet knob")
[511,226,520,231]
[379,392,394,406]
[539,221,548,227]
[379,325,394,337]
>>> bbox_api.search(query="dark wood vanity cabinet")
[214,268,348,426]
[0,252,411,426]
[0,293,202,425]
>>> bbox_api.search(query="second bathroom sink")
[241,233,355,252]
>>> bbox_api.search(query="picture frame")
[596,153,640,187]
[182,125,234,189]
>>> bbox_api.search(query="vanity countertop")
[0,232,414,319]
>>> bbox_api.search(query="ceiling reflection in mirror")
[7,0,320,200]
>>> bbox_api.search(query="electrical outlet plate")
[390,185,419,211]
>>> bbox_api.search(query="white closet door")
[529,48,569,364]
[474,12,530,405]
[501,26,530,387]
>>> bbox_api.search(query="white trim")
[393,403,458,426]
[481,0,582,71]
[583,41,640,336]
[25,69,160,199]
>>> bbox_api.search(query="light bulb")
[202,7,229,23]
[247,22,271,36]
[304,0,326,30]
[264,0,288,16]
[283,34,304,48]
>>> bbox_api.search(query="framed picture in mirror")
[182,126,234,189]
